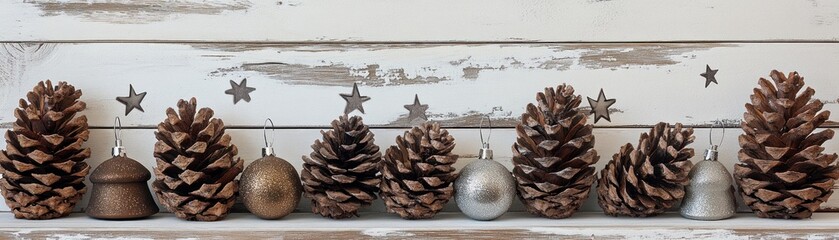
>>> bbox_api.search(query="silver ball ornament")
[455,148,516,220]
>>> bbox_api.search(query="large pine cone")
[735,70,839,219]
[152,98,243,221]
[301,115,381,219]
[0,80,90,220]
[380,122,458,219]
[597,122,694,217]
[512,84,599,219]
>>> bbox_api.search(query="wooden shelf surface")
[2,212,838,239]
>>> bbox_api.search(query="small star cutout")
[701,64,719,88]
[224,78,256,104]
[404,94,429,121]
[115,84,147,116]
[340,83,371,114]
[587,89,616,123]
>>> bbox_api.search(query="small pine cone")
[301,115,382,219]
[152,98,243,221]
[735,70,839,219]
[380,122,458,219]
[512,84,599,219]
[597,122,695,217]
[0,80,91,220]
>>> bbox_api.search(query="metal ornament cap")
[680,157,736,220]
[455,157,516,221]
[240,155,303,219]
[87,156,159,220]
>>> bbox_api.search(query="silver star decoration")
[224,78,256,104]
[115,84,147,116]
[587,88,616,123]
[340,83,371,114]
[404,94,429,121]
[701,64,719,88]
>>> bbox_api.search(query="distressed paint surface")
[3,0,839,41]
[0,43,56,120]
[2,212,839,239]
[1,43,838,128]
[23,0,252,24]
[1,127,836,213]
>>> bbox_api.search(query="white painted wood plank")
[1,212,838,239]
[2,0,839,42]
[2,43,838,128]
[2,127,838,213]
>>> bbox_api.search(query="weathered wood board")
[1,43,838,128]
[2,0,839,42]
[1,127,837,213]
[2,212,839,239]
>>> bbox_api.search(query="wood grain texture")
[1,127,837,213]
[1,43,838,128]
[2,212,839,239]
[3,0,839,42]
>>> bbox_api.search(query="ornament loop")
[704,121,725,161]
[262,118,275,156]
[479,115,492,149]
[708,120,725,147]
[112,117,125,157]
[477,115,493,159]
[113,117,122,143]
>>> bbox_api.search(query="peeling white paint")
[361,228,416,237]
[529,227,744,240]
[2,0,839,41]
[7,43,839,128]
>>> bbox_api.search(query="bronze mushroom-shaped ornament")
[86,117,159,219]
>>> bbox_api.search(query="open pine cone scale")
[301,115,382,219]
[379,122,458,219]
[597,122,695,217]
[735,70,839,219]
[152,98,243,221]
[1,80,91,220]
[512,84,599,219]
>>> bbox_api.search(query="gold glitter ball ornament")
[240,119,302,219]
[240,155,302,219]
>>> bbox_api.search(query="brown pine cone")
[0,80,90,220]
[152,98,243,221]
[735,70,839,219]
[512,84,599,219]
[301,115,382,219]
[597,122,694,217]
[379,122,458,219]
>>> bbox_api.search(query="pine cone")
[735,70,839,219]
[380,122,458,219]
[0,80,90,220]
[152,98,243,221]
[597,122,694,217]
[301,115,381,219]
[512,84,599,219]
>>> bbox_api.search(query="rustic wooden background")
[1,0,838,214]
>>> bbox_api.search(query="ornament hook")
[112,117,125,157]
[477,115,493,159]
[479,115,492,148]
[705,120,725,161]
[708,120,725,147]
[262,118,275,157]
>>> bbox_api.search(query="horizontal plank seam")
[3,40,839,44]
[86,126,839,130]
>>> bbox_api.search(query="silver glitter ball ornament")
[680,146,736,220]
[455,147,516,220]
